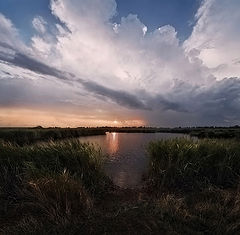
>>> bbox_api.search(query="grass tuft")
[147,138,240,192]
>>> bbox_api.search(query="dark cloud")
[81,80,149,110]
[147,77,240,125]
[1,41,240,126]
[0,42,68,80]
[0,42,148,111]
[150,95,188,113]
[195,78,240,122]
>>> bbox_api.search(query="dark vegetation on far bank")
[0,127,106,145]
[1,125,240,145]
[1,131,240,234]
[104,126,240,139]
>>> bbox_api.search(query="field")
[1,128,240,234]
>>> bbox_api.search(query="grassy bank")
[146,138,240,234]
[0,127,106,145]
[190,128,240,139]
[147,138,240,191]
[1,126,240,146]
[2,137,240,234]
[0,139,112,234]
[100,126,240,139]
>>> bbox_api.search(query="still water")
[79,132,186,188]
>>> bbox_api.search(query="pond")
[79,132,187,188]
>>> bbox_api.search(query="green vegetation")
[101,126,240,139]
[1,126,240,146]
[0,127,106,145]
[189,128,240,139]
[0,139,112,234]
[1,135,240,234]
[146,138,240,234]
[147,138,240,191]
[158,126,240,139]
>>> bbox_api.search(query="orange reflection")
[107,132,119,155]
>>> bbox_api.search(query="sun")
[113,120,118,124]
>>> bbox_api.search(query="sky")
[0,0,240,127]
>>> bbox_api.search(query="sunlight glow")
[107,132,119,155]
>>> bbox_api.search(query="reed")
[0,139,112,234]
[147,138,240,191]
[2,137,240,234]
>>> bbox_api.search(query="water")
[79,132,186,188]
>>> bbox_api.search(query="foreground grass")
[147,138,240,191]
[145,138,240,234]
[0,139,112,234]
[1,138,240,234]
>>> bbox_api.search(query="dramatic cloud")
[184,0,240,79]
[0,0,240,126]
[32,16,47,34]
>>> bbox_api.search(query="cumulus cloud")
[0,0,240,126]
[184,0,240,79]
[50,0,117,29]
[32,16,47,34]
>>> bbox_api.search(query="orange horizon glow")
[0,108,146,128]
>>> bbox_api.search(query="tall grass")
[0,139,112,233]
[147,138,240,191]
[0,139,112,196]
[143,138,240,233]
[2,137,240,234]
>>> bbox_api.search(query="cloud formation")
[32,16,47,34]
[184,0,240,79]
[0,0,240,126]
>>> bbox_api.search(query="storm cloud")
[0,42,148,111]
[0,0,240,126]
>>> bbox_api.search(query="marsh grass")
[190,129,240,139]
[144,138,240,233]
[147,138,240,191]
[0,139,113,234]
[2,137,240,234]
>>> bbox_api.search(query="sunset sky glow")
[0,0,240,127]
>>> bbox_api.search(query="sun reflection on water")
[106,132,119,155]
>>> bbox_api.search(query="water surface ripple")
[79,132,186,188]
